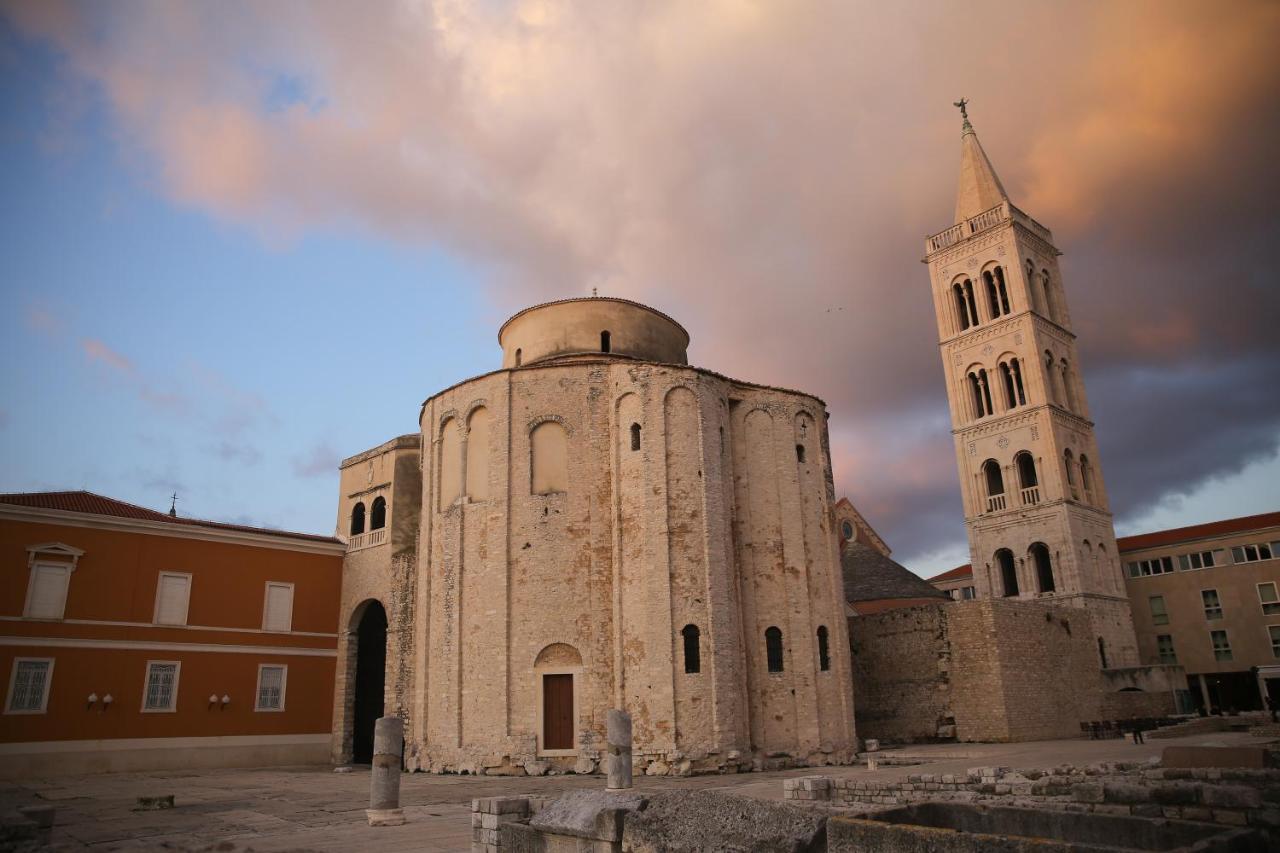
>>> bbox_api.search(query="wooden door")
[542,674,574,750]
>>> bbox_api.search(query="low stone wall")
[1099,689,1175,722]
[784,763,1280,836]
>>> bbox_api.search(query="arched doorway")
[352,601,387,764]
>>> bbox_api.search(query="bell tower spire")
[952,101,1009,223]
[924,102,1140,670]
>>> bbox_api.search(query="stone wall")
[851,598,1132,744]
[785,764,1280,836]
[412,356,856,775]
[848,606,951,742]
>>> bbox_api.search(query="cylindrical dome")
[498,297,689,368]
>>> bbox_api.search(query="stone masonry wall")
[851,598,1111,744]
[848,606,951,743]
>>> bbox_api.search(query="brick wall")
[848,605,951,742]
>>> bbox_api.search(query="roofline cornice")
[0,505,345,556]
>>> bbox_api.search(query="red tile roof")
[1117,511,1280,552]
[0,490,339,544]
[928,563,973,583]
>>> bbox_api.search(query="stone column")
[606,709,632,790]
[367,716,406,826]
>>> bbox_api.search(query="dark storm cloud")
[6,0,1278,566]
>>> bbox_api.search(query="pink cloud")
[81,337,134,373]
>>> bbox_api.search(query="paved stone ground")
[2,731,1271,852]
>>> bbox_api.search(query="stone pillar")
[606,709,632,790]
[367,716,406,826]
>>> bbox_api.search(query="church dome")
[498,297,689,368]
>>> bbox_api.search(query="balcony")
[925,200,1055,255]
[986,494,1007,513]
[1020,486,1041,506]
[347,528,386,552]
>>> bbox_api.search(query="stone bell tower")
[923,101,1138,668]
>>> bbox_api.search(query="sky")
[1,1,1277,576]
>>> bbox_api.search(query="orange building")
[0,491,344,776]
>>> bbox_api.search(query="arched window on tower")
[984,270,1000,319]
[983,459,1005,512]
[1079,454,1096,505]
[1063,449,1079,501]
[968,372,982,419]
[600,330,611,353]
[514,348,522,367]
[1030,542,1055,592]
[370,496,387,531]
[817,625,831,671]
[1044,351,1060,405]
[681,624,701,674]
[1041,270,1055,322]
[979,369,993,417]
[963,279,978,327]
[1026,259,1039,312]
[999,362,1016,410]
[1010,358,1026,405]
[1015,451,1039,505]
[630,422,641,452]
[1060,360,1078,412]
[995,266,1010,314]
[953,282,971,331]
[765,626,784,673]
[350,502,366,536]
[996,548,1018,597]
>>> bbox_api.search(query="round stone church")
[331,296,856,775]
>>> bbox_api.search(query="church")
[330,297,857,774]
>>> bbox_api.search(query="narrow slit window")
[817,625,830,671]
[601,330,611,353]
[630,422,641,451]
[765,626,784,673]
[681,624,700,674]
[795,443,806,463]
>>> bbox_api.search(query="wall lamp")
[209,694,232,710]
[86,692,114,711]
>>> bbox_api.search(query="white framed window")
[1210,630,1232,662]
[255,664,287,712]
[1201,589,1223,621]
[1126,556,1174,578]
[1231,542,1277,564]
[1270,625,1280,659]
[153,572,192,626]
[262,582,294,632]
[1178,550,1224,571]
[1259,583,1280,616]
[142,661,180,712]
[1155,635,1177,665]
[1148,595,1169,625]
[24,563,72,619]
[5,658,54,714]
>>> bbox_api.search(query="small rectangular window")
[1148,595,1169,626]
[1210,630,1232,662]
[142,661,180,712]
[255,664,287,711]
[1232,542,1276,564]
[262,582,294,632]
[1258,582,1280,616]
[153,572,192,626]
[1201,589,1223,621]
[1155,635,1177,665]
[25,564,71,619]
[5,658,54,714]
[1270,625,1280,659]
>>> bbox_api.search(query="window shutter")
[155,574,190,625]
[263,583,293,632]
[28,565,70,619]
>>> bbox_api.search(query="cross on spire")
[168,492,179,518]
[953,97,973,133]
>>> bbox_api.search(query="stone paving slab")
[0,731,1271,851]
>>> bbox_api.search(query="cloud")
[81,337,134,372]
[25,303,66,337]
[209,440,262,466]
[7,0,1279,566]
[292,441,339,478]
